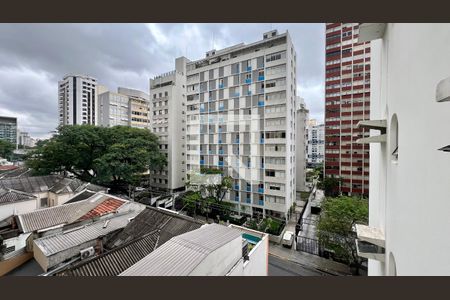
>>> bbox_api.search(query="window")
[390,114,399,162]
[40,197,48,207]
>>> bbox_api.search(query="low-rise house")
[119,223,268,276]
[53,206,204,276]
[33,204,145,272]
[0,175,107,211]
[0,188,37,220]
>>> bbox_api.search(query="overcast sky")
[0,23,325,139]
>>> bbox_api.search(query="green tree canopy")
[0,139,14,159]
[26,125,166,191]
[317,196,369,273]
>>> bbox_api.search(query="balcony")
[258,75,265,81]
[234,185,240,190]
[234,139,240,144]
[219,83,224,89]
[234,92,240,97]
[218,139,222,144]
[246,198,251,204]
[219,105,225,111]
[258,101,265,107]
[246,186,251,192]
[200,160,205,165]
[218,149,224,155]
[246,66,252,72]
[258,200,264,206]
[260,138,265,144]
[258,187,264,193]
[354,224,386,262]
[218,161,224,167]
[235,196,240,202]
[247,90,252,96]
[245,78,252,84]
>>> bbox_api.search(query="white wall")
[369,24,450,275]
[0,200,36,220]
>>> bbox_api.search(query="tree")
[0,139,14,159]
[26,125,167,192]
[317,196,369,275]
[319,176,342,197]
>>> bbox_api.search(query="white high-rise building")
[295,97,308,192]
[58,75,98,126]
[354,23,450,275]
[185,30,298,220]
[149,57,188,192]
[306,119,325,166]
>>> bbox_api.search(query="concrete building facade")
[98,87,150,129]
[149,57,188,192]
[295,97,308,192]
[185,30,298,220]
[58,75,98,126]
[324,23,371,197]
[0,116,17,147]
[306,119,325,166]
[355,23,450,275]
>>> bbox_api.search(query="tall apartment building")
[295,97,308,192]
[354,23,450,275]
[58,75,98,126]
[306,119,325,166]
[0,116,17,147]
[324,23,371,197]
[98,87,150,129]
[185,30,298,220]
[149,57,188,192]
[18,130,36,148]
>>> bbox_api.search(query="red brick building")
[324,23,371,197]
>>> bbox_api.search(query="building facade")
[0,116,17,147]
[354,23,450,275]
[58,75,98,126]
[98,87,150,129]
[149,57,187,192]
[18,131,36,148]
[295,97,308,192]
[306,119,325,166]
[185,30,298,220]
[324,23,371,197]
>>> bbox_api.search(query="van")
[282,231,294,248]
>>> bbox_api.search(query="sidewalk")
[269,243,352,276]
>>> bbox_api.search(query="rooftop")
[34,208,144,257]
[0,175,61,194]
[105,206,204,249]
[119,224,242,276]
[55,230,160,276]
[16,193,128,233]
[0,188,36,205]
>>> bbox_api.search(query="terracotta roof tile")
[77,198,125,221]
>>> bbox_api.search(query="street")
[268,255,328,276]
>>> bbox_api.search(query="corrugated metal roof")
[106,207,203,249]
[55,230,160,276]
[119,224,242,276]
[0,188,36,205]
[34,208,145,257]
[65,190,98,204]
[0,175,61,194]
[17,193,127,233]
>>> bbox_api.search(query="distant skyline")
[0,23,325,138]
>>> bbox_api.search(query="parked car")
[282,231,294,248]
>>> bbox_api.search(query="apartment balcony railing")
[218,149,224,155]
[219,83,224,89]
[234,138,240,144]
[235,196,240,202]
[258,75,265,81]
[234,92,240,97]
[246,186,251,192]
[234,185,240,190]
[258,200,264,206]
[245,78,252,84]
[246,198,251,204]
[258,101,265,107]
[258,187,264,193]
[200,160,205,165]
[247,66,252,72]
[260,138,265,144]
[218,161,224,167]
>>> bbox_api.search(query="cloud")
[0,23,325,138]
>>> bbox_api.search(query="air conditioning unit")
[80,247,95,260]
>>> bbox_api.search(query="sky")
[0,23,325,139]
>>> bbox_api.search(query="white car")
[282,231,294,248]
